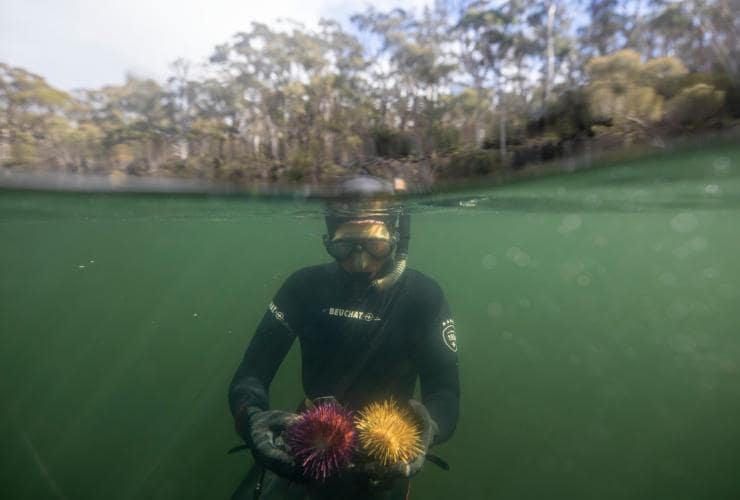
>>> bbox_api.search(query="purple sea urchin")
[284,400,356,481]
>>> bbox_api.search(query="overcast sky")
[1,0,431,91]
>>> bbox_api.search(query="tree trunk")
[473,82,485,147]
[499,109,507,164]
[498,86,507,164]
[266,116,280,160]
[544,2,557,111]
[0,127,8,164]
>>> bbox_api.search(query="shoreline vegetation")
[1,1,739,192]
[2,131,737,197]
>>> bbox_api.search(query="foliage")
[429,124,462,154]
[436,149,503,178]
[665,84,726,129]
[371,126,413,158]
[584,50,726,139]
[1,0,738,183]
[642,57,689,99]
[587,50,664,130]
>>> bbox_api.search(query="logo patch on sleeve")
[441,319,457,352]
[268,301,285,321]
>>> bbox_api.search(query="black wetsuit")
[229,263,460,498]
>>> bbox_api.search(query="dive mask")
[323,219,397,261]
[323,237,396,260]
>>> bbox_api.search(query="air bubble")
[672,246,691,260]
[688,237,707,252]
[666,301,690,320]
[670,213,699,233]
[557,214,582,234]
[592,235,608,247]
[482,254,498,269]
[506,247,532,267]
[659,273,677,286]
[713,156,731,173]
[487,302,503,318]
[701,268,719,279]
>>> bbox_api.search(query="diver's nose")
[349,248,372,271]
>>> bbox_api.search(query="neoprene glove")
[359,399,439,479]
[404,399,439,476]
[241,407,304,481]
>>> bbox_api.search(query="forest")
[1,0,738,187]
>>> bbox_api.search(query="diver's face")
[331,220,393,277]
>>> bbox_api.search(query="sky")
[0,0,432,91]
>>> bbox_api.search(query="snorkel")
[370,211,409,292]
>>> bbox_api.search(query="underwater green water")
[1,145,739,499]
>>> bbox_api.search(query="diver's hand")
[245,408,304,481]
[405,399,438,476]
[356,399,439,479]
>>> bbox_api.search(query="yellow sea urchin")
[356,399,423,466]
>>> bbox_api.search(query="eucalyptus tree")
[688,0,740,79]
[352,7,421,143]
[640,1,699,60]
[585,49,674,140]
[619,0,738,80]
[352,3,456,155]
[209,23,293,164]
[414,2,460,153]
[207,20,372,180]
[314,19,371,165]
[526,0,574,112]
[451,0,495,146]
[0,63,73,167]
[579,0,628,56]
[166,58,198,162]
[457,0,522,161]
[102,77,177,172]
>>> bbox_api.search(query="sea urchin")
[284,400,356,481]
[356,399,423,466]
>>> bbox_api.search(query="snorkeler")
[228,176,460,499]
